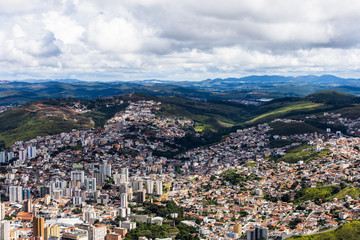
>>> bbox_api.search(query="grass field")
[331,187,360,200]
[288,221,360,240]
[247,102,323,124]
[272,144,330,163]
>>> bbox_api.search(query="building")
[94,171,105,185]
[9,185,23,203]
[155,181,163,196]
[7,152,14,161]
[27,146,37,159]
[120,168,129,183]
[71,171,85,184]
[136,189,146,203]
[44,194,51,205]
[23,188,31,199]
[24,199,32,213]
[0,203,5,221]
[106,233,122,240]
[89,225,107,240]
[100,164,112,177]
[246,227,268,240]
[146,180,154,194]
[86,178,97,192]
[18,149,27,161]
[0,152,5,163]
[0,221,10,240]
[45,225,60,240]
[62,229,88,240]
[33,217,45,239]
[120,193,128,208]
[234,224,242,237]
[113,228,127,238]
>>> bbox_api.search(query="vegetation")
[221,169,260,185]
[331,187,360,200]
[124,222,177,240]
[289,221,360,240]
[271,144,331,163]
[269,121,324,136]
[247,101,323,124]
[293,186,360,204]
[305,91,359,106]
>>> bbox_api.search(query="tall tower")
[0,203,5,221]
[121,168,129,183]
[33,216,45,238]
[0,221,10,240]
[233,224,242,237]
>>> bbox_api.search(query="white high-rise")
[100,164,112,177]
[0,221,10,240]
[71,171,85,183]
[7,152,14,161]
[0,152,5,163]
[9,185,23,203]
[155,181,163,196]
[121,168,129,183]
[18,149,27,161]
[120,193,128,208]
[113,174,126,186]
[146,180,154,194]
[0,203,5,221]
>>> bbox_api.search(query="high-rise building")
[27,146,37,159]
[154,181,163,196]
[18,149,27,161]
[113,174,126,186]
[94,171,105,185]
[132,179,143,192]
[100,164,112,177]
[0,203,5,221]
[33,217,45,239]
[85,178,97,192]
[0,152,5,163]
[0,220,10,240]
[24,199,32,213]
[120,193,128,208]
[9,185,23,203]
[136,189,146,203]
[44,225,60,240]
[23,188,31,199]
[146,180,154,194]
[246,226,268,240]
[120,168,129,183]
[71,171,85,184]
[233,224,242,237]
[7,152,14,161]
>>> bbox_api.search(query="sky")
[1,0,360,81]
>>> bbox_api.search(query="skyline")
[2,0,360,81]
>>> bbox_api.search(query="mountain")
[2,75,360,106]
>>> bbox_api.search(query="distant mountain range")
[2,75,360,106]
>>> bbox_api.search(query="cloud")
[1,0,360,80]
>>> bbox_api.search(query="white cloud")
[1,0,360,80]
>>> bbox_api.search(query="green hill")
[0,98,128,148]
[289,221,360,240]
[305,90,359,105]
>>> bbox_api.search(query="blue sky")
[1,0,360,81]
